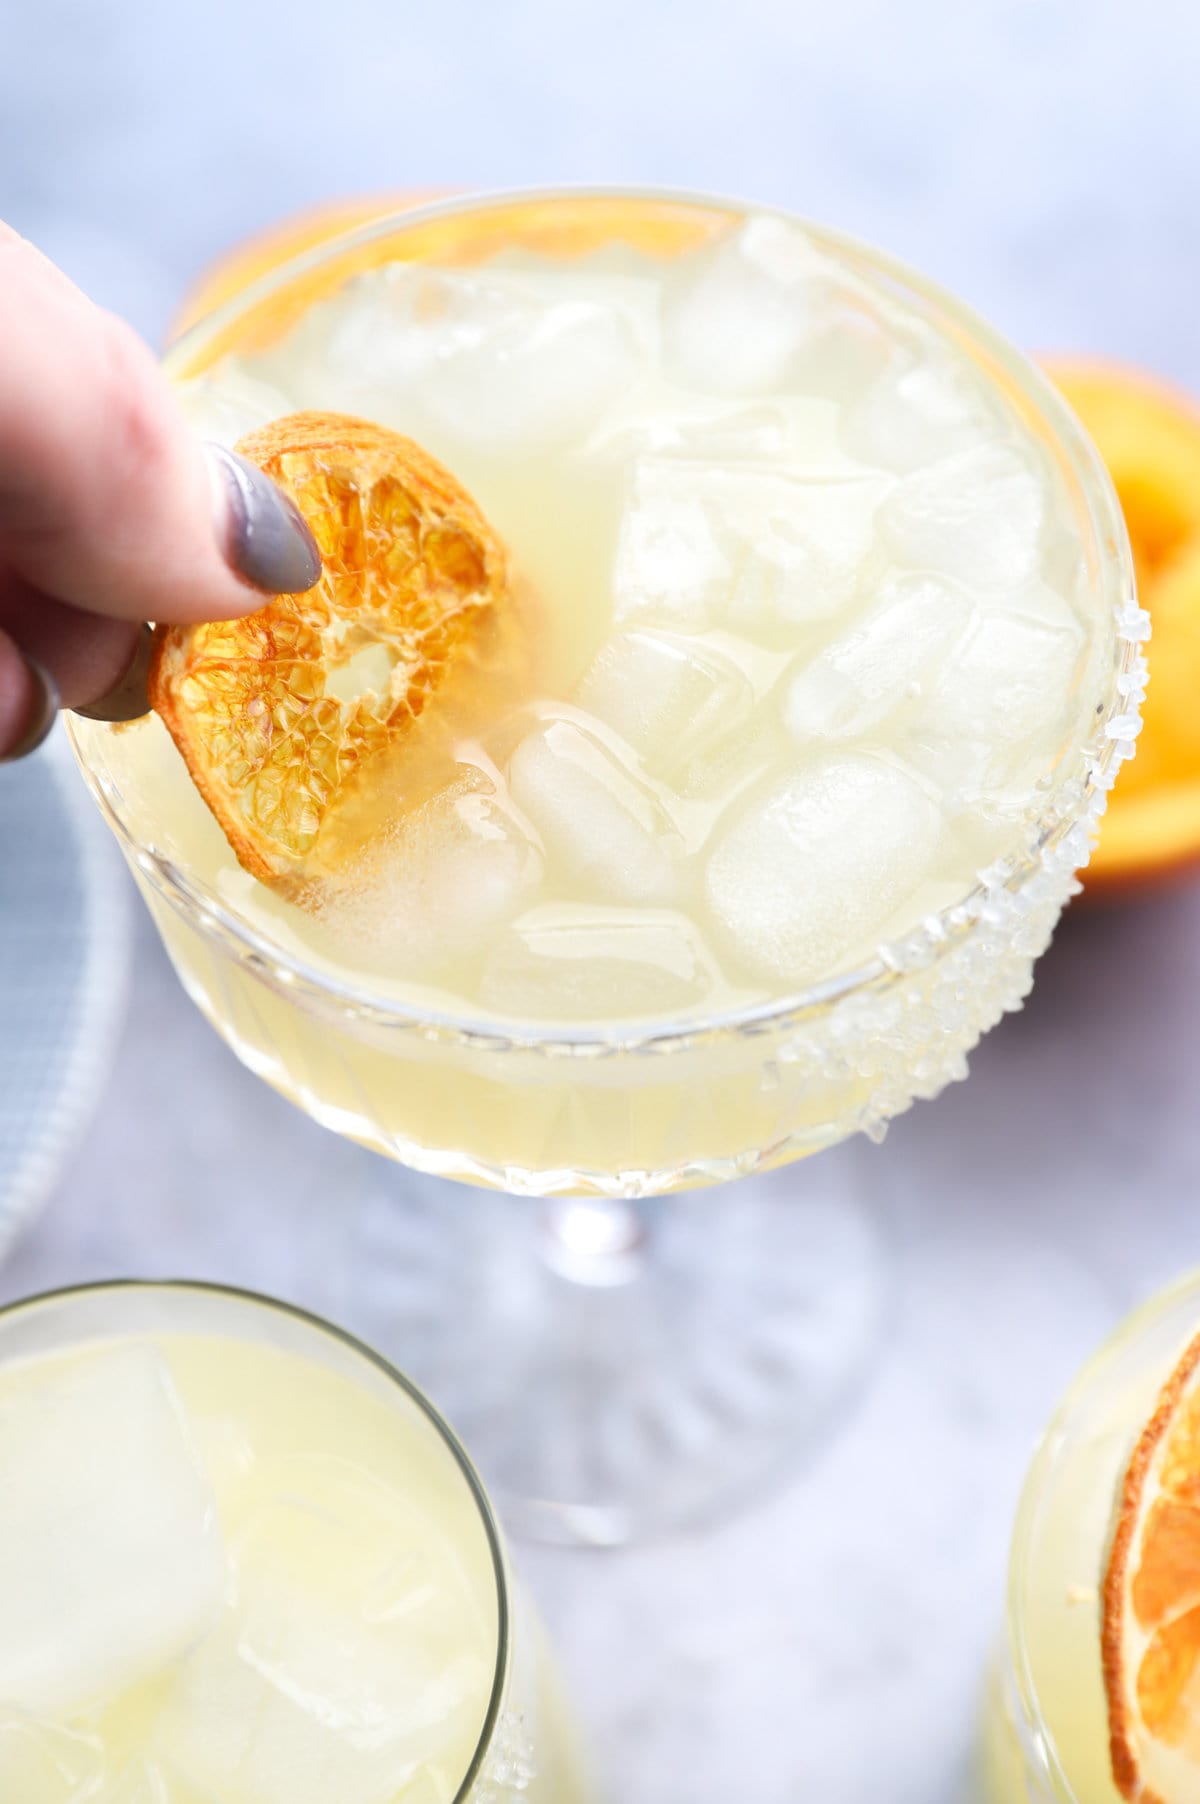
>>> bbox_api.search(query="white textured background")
[3,3,1200,1799]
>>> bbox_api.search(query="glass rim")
[1004,1266,1200,1799]
[69,182,1140,1057]
[0,1276,511,1804]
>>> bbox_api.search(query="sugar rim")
[0,1277,513,1804]
[68,184,1141,1057]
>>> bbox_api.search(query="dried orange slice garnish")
[150,411,512,891]
[1042,359,1200,898]
[1102,1328,1200,1800]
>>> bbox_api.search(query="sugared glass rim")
[0,1277,511,1804]
[1004,1267,1200,1800]
[68,184,1140,1057]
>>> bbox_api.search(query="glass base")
[345,1150,885,1546]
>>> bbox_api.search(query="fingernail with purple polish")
[205,442,322,595]
[1,656,60,763]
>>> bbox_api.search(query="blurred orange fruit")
[1103,1327,1200,1801]
[150,411,514,891]
[1043,359,1200,897]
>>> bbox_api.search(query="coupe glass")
[69,189,1140,1543]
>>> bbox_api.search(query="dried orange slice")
[1102,1329,1200,1800]
[150,411,513,891]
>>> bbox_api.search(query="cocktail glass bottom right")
[984,1269,1200,1804]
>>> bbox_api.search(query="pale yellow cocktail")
[0,1282,587,1803]
[70,191,1139,1197]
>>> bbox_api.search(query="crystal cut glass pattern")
[90,586,1141,1198]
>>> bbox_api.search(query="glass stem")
[539,1196,648,1287]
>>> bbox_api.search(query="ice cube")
[480,905,717,1019]
[842,354,1002,473]
[302,266,640,455]
[878,442,1047,590]
[314,771,543,976]
[611,459,728,631]
[666,406,794,460]
[0,1713,104,1803]
[287,266,448,411]
[508,720,681,905]
[419,295,640,456]
[157,1464,489,1804]
[599,403,795,464]
[614,458,885,639]
[575,630,755,782]
[660,214,829,395]
[673,711,778,802]
[782,572,975,744]
[480,242,662,318]
[93,1760,173,1803]
[786,302,897,406]
[915,586,1086,793]
[175,365,294,448]
[0,1345,224,1719]
[703,753,946,984]
[192,1416,259,1529]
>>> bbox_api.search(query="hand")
[0,223,320,760]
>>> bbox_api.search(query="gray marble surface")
[3,2,1200,1799]
[7,871,1200,1803]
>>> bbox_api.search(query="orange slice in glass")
[1103,1329,1200,1800]
[150,411,514,892]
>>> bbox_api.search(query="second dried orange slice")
[1103,1330,1200,1801]
[150,411,513,891]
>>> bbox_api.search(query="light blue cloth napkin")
[0,730,131,1259]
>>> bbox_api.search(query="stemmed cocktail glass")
[69,189,1141,1543]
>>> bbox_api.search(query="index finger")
[0,232,310,627]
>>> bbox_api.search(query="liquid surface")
[131,213,1106,1024]
[0,1331,496,1804]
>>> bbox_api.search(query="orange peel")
[149,411,513,892]
[1103,1328,1200,1801]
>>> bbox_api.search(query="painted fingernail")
[205,442,322,594]
[1,655,60,762]
[74,623,154,724]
